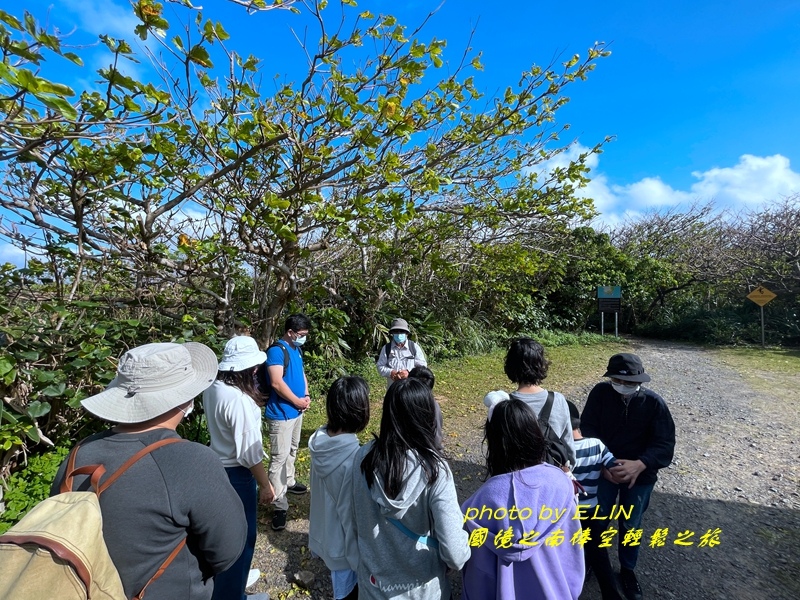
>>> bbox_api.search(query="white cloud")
[177,205,217,238]
[610,177,693,209]
[61,0,140,39]
[58,0,156,83]
[688,154,800,206]
[537,144,800,225]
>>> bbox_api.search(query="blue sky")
[12,0,800,246]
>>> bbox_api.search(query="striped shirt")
[573,437,617,508]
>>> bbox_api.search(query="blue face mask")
[393,333,407,344]
[293,335,307,347]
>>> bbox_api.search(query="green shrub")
[0,446,70,534]
[530,330,610,347]
[636,307,763,345]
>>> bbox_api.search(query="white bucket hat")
[218,336,267,372]
[81,342,218,423]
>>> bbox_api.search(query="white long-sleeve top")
[376,341,428,386]
[203,380,265,469]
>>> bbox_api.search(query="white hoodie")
[307,426,361,572]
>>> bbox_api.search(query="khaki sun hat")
[81,342,218,423]
[389,318,410,334]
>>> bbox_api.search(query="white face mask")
[179,401,194,417]
[612,382,640,396]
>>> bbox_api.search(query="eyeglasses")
[292,330,309,337]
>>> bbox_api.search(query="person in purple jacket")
[462,396,584,600]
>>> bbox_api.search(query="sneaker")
[271,510,287,531]
[287,483,307,495]
[246,569,260,589]
[619,568,643,600]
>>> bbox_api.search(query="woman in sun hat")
[203,336,275,600]
[50,342,248,600]
[375,317,428,388]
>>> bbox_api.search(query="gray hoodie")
[351,441,470,599]
[308,426,360,572]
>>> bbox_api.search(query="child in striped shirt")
[572,417,625,600]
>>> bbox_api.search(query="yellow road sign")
[747,286,776,306]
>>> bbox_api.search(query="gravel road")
[250,340,800,600]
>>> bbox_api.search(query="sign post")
[597,286,622,337]
[746,286,777,347]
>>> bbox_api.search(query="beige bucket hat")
[81,342,218,423]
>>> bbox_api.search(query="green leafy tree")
[154,1,610,341]
[0,0,611,474]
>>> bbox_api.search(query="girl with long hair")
[351,378,470,599]
[461,397,584,599]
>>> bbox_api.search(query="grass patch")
[714,347,800,411]
[715,346,800,375]
[433,337,629,410]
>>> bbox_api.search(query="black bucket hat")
[603,353,651,383]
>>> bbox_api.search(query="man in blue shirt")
[264,314,312,531]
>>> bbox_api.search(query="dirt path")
[251,340,800,599]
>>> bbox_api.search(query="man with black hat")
[580,353,675,600]
[376,318,427,388]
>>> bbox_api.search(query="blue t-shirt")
[264,340,305,421]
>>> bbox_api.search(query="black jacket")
[580,382,675,486]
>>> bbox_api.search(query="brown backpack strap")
[134,537,187,600]
[101,438,188,597]
[61,441,106,494]
[97,437,185,496]
[60,436,188,596]
[63,464,107,493]
[60,443,83,494]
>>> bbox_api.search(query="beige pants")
[267,414,303,511]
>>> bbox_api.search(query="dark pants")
[582,517,624,600]
[596,478,655,571]
[213,466,257,600]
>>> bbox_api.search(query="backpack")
[0,438,187,600]
[377,339,417,363]
[256,340,293,392]
[512,390,571,468]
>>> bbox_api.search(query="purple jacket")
[461,463,584,600]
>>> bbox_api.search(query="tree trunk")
[257,272,291,346]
